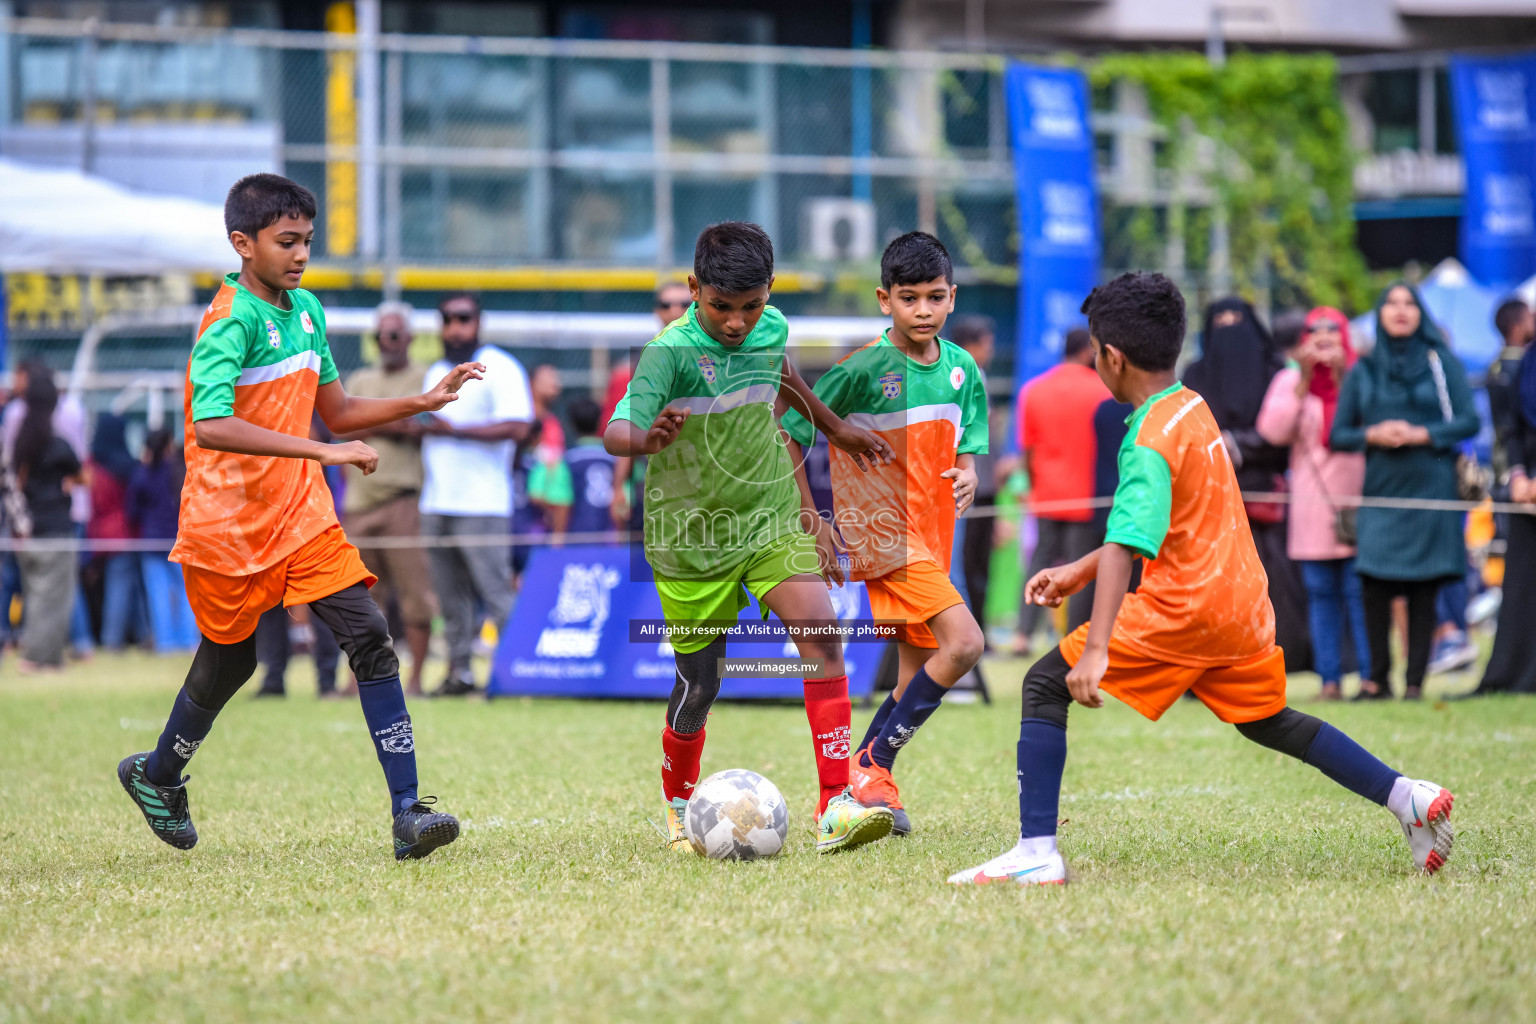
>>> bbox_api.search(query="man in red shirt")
[1013,327,1109,655]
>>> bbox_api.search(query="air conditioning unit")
[804,197,876,263]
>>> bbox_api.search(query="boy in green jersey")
[782,232,989,835]
[605,222,897,854]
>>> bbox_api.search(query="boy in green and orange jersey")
[782,232,989,836]
[950,272,1455,886]
[117,173,480,861]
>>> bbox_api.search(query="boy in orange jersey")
[782,232,989,836]
[949,272,1455,885]
[117,174,481,861]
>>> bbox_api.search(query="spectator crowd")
[4,280,1536,702]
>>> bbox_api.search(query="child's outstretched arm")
[315,361,485,436]
[603,407,690,457]
[785,436,844,587]
[193,415,380,475]
[779,358,893,471]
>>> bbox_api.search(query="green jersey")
[609,304,802,580]
[781,332,988,578]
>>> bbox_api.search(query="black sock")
[358,674,419,815]
[145,687,219,787]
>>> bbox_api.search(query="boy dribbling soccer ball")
[604,222,900,854]
[950,272,1454,885]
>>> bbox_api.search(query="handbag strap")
[1427,349,1454,424]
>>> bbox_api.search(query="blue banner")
[1005,63,1100,386]
[488,545,879,700]
[1452,53,1536,288]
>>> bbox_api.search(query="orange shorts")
[1058,622,1287,725]
[181,524,376,645]
[863,559,967,649]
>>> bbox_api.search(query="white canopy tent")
[0,158,231,275]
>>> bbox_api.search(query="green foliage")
[1091,52,1376,313]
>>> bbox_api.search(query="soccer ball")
[684,769,790,861]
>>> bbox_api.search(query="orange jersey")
[780,332,989,580]
[170,274,341,576]
[1102,383,1274,666]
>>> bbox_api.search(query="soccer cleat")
[664,796,693,853]
[1394,778,1454,874]
[848,745,911,836]
[392,796,460,861]
[815,788,894,854]
[117,752,197,850]
[947,844,1067,886]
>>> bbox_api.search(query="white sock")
[1386,775,1413,821]
[1013,834,1058,860]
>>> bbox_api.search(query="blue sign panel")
[1452,53,1536,288]
[488,545,878,700]
[1005,63,1100,386]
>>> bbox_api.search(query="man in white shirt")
[420,293,533,696]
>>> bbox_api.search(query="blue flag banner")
[1452,53,1536,289]
[488,545,878,700]
[1005,63,1100,386]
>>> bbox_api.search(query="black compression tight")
[183,584,400,708]
[667,635,726,735]
[1019,646,1324,759]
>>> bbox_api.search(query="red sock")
[661,723,706,804]
[803,674,851,815]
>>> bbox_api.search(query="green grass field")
[2,652,1532,1023]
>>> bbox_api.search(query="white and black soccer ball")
[684,769,790,861]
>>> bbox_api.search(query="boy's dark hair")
[1080,272,1186,372]
[1271,309,1308,353]
[949,314,995,348]
[225,173,317,239]
[694,222,774,294]
[880,231,953,290]
[568,395,602,437]
[1062,326,1092,359]
[1495,297,1529,340]
[438,291,482,316]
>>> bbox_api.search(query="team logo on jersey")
[264,319,281,348]
[696,355,717,384]
[879,371,903,399]
[299,310,314,334]
[950,366,966,390]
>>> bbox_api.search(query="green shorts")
[654,531,819,653]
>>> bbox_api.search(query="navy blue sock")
[357,675,419,815]
[1018,717,1067,839]
[1302,722,1400,806]
[858,693,898,753]
[145,687,220,787]
[870,667,949,770]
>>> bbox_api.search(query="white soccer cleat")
[947,843,1067,886]
[1393,778,1454,875]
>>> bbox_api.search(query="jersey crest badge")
[879,371,902,399]
[299,310,314,334]
[696,355,717,384]
[264,319,281,348]
[950,366,966,390]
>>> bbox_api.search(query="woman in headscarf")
[1184,297,1312,673]
[1331,283,1479,700]
[1471,337,1536,694]
[89,412,146,650]
[1258,307,1369,699]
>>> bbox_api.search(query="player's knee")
[942,620,986,673]
[1234,706,1322,760]
[349,610,400,682]
[669,637,724,734]
[1020,647,1072,728]
[184,635,257,710]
